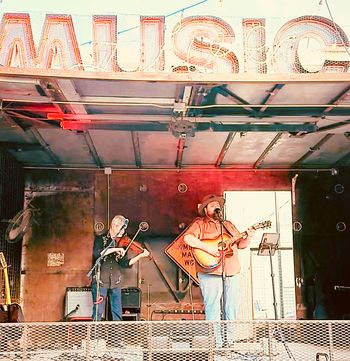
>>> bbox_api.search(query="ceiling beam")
[0,111,31,133]
[211,86,259,116]
[322,84,350,114]
[317,119,350,132]
[206,123,317,133]
[60,120,318,133]
[6,110,59,128]
[335,133,350,166]
[131,131,142,168]
[253,133,284,168]
[3,66,350,83]
[27,128,61,166]
[6,101,350,117]
[0,142,43,151]
[335,152,350,166]
[215,132,236,168]
[46,112,335,122]
[259,84,285,113]
[293,134,334,166]
[81,131,103,168]
[38,80,73,114]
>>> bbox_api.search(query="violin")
[117,235,149,256]
[116,221,151,259]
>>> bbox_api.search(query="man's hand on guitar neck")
[238,227,256,249]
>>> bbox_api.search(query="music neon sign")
[0,13,349,73]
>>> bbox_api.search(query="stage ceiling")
[0,69,350,171]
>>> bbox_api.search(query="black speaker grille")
[121,287,141,312]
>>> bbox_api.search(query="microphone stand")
[87,223,128,322]
[218,216,227,322]
[216,210,228,350]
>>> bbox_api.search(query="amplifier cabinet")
[65,286,142,319]
[121,287,141,312]
[65,287,93,319]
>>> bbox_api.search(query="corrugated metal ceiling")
[0,69,349,170]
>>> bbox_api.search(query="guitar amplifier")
[121,287,141,312]
[65,287,93,319]
[64,286,142,319]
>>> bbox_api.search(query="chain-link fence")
[0,319,349,361]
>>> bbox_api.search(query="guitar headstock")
[0,252,7,269]
[252,220,272,230]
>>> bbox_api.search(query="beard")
[210,211,221,221]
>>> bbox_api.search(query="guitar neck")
[0,252,12,305]
[3,268,12,305]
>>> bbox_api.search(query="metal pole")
[269,245,278,320]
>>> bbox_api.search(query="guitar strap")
[221,221,235,238]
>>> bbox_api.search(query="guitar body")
[0,252,25,323]
[0,303,24,323]
[192,234,234,270]
[192,220,272,270]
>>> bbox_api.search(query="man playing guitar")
[183,194,255,345]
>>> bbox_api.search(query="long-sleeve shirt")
[92,233,130,288]
[184,216,245,276]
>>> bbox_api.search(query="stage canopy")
[0,69,349,170]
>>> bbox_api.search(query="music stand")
[257,233,295,360]
[258,233,280,319]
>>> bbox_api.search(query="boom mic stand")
[257,233,295,360]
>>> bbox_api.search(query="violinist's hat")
[198,194,225,216]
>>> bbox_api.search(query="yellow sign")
[165,232,199,285]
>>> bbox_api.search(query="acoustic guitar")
[0,252,24,322]
[192,220,271,270]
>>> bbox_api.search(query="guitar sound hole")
[217,242,227,251]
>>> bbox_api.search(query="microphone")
[123,218,129,227]
[214,207,224,221]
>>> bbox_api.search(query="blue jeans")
[198,272,240,346]
[91,283,123,321]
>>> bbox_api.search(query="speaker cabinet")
[65,287,93,319]
[121,287,141,313]
[64,286,142,320]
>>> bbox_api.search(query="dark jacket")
[92,233,130,288]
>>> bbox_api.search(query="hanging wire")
[323,0,350,58]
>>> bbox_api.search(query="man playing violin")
[183,194,255,345]
[91,214,149,321]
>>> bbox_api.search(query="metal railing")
[0,319,349,360]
